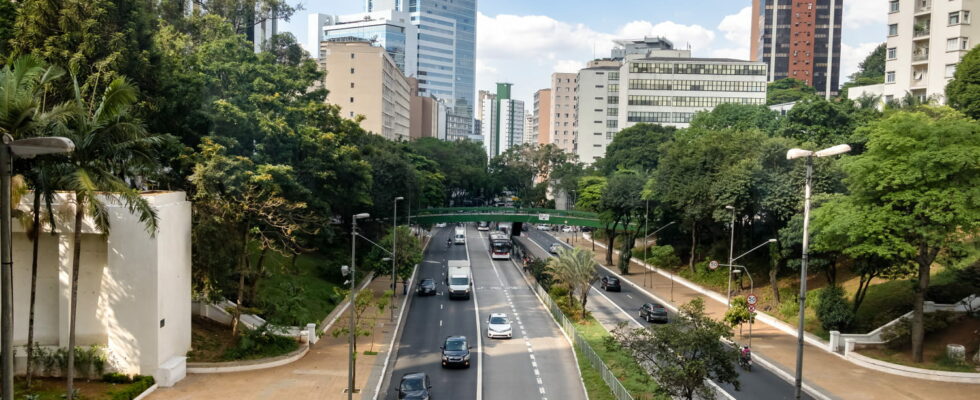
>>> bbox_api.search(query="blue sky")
[282,1,889,104]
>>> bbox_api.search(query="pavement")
[381,224,586,400]
[146,272,404,400]
[532,229,979,400]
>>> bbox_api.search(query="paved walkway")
[572,233,978,400]
[147,275,402,400]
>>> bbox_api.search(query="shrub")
[816,286,854,332]
[222,324,298,361]
[926,282,975,304]
[109,375,155,400]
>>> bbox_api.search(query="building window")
[946,64,957,78]
[889,0,899,13]
[350,82,355,88]
[888,24,898,36]
[948,11,970,25]
[949,37,970,50]
[351,68,355,74]
[886,71,896,83]
[887,47,897,59]
[351,53,356,59]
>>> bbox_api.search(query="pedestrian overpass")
[413,207,606,228]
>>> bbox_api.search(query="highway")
[383,224,586,400]
[522,228,818,400]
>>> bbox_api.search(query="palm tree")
[57,74,160,399]
[545,247,599,319]
[0,55,71,386]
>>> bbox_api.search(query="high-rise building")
[576,59,623,164]
[409,78,447,139]
[549,73,578,154]
[481,83,526,159]
[751,0,843,97]
[311,11,418,76]
[533,89,552,145]
[319,41,412,141]
[616,55,768,131]
[524,111,536,145]
[883,0,979,104]
[611,37,681,59]
[366,0,477,139]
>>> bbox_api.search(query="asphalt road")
[384,225,586,400]
[522,228,816,400]
[383,226,479,400]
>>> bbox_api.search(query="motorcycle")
[738,347,753,371]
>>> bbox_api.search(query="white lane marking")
[626,294,634,299]
[440,304,443,310]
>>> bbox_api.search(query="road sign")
[746,294,758,305]
[538,213,550,221]
[709,260,719,270]
[748,304,756,313]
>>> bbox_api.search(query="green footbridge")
[413,207,606,228]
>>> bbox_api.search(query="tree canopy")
[946,45,980,120]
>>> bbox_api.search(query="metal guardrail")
[531,280,636,400]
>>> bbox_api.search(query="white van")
[454,226,466,244]
[447,261,472,300]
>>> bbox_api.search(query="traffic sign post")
[747,294,757,306]
[709,260,719,270]
[747,304,756,313]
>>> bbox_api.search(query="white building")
[884,0,979,104]
[524,110,536,145]
[481,83,525,158]
[617,56,768,131]
[9,192,191,386]
[576,59,623,164]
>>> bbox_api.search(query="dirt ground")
[860,316,980,371]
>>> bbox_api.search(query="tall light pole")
[787,144,851,399]
[348,212,370,400]
[643,220,676,288]
[1,135,74,400]
[391,196,403,322]
[643,199,649,286]
[725,205,736,307]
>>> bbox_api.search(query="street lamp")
[643,220,676,287]
[787,144,851,400]
[725,205,736,307]
[391,196,403,322]
[1,135,74,400]
[347,212,370,400]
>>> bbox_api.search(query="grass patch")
[188,316,299,362]
[574,317,667,400]
[14,376,153,400]
[575,347,617,400]
[252,247,344,327]
[363,351,378,356]
[861,347,978,373]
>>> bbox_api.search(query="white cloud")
[841,42,882,81]
[718,6,753,44]
[553,60,585,73]
[845,0,888,29]
[616,20,716,52]
[477,13,613,61]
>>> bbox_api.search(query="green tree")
[612,298,739,400]
[646,245,680,270]
[851,43,886,81]
[945,44,980,120]
[367,226,423,280]
[815,285,854,332]
[58,76,161,399]
[689,103,780,133]
[0,0,16,53]
[545,247,599,320]
[724,296,754,337]
[191,0,299,37]
[840,107,980,362]
[595,123,675,175]
[601,171,647,273]
[408,137,489,205]
[767,78,817,105]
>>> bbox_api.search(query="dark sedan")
[639,302,669,323]
[416,278,437,296]
[440,335,472,368]
[600,276,621,292]
[395,372,432,399]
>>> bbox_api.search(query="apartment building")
[312,10,418,76]
[616,55,768,131]
[533,89,552,145]
[884,0,979,103]
[549,73,579,154]
[481,83,526,158]
[320,41,411,141]
[576,59,623,164]
[751,0,844,97]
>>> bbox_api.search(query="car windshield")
[400,378,424,391]
[421,279,434,286]
[445,339,467,351]
[607,278,619,283]
[489,316,508,325]
[449,277,468,285]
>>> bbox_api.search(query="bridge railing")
[415,206,599,219]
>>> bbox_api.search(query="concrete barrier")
[186,344,310,374]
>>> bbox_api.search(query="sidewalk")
[575,234,977,400]
[146,275,402,400]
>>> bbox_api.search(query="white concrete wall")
[6,191,191,380]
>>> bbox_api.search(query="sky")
[281,0,889,105]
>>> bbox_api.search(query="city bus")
[488,232,512,260]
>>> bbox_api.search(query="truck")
[446,260,472,300]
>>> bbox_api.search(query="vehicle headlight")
[463,354,471,360]
[442,355,448,361]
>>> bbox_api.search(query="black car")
[600,276,621,292]
[440,335,472,368]
[395,372,432,399]
[416,278,436,296]
[639,302,669,323]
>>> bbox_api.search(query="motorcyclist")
[740,345,752,366]
[446,237,452,248]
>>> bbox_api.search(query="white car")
[537,224,551,231]
[487,313,512,339]
[435,222,447,228]
[561,226,574,233]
